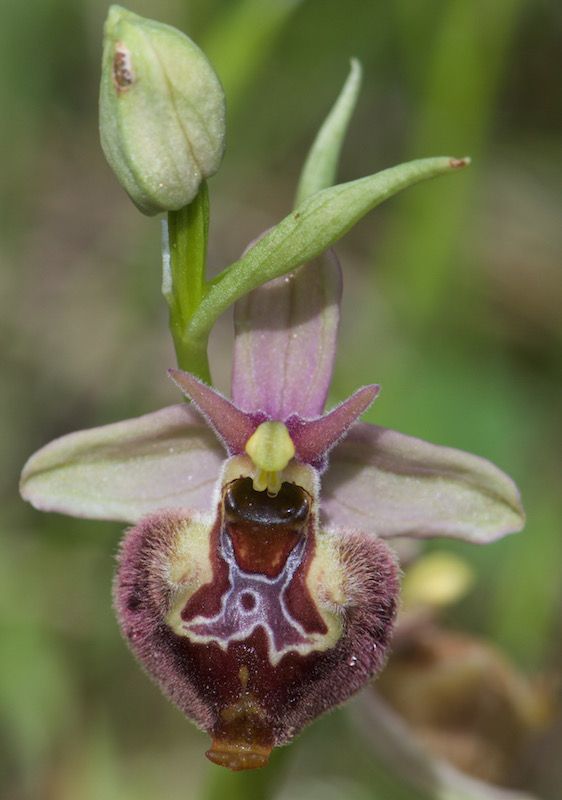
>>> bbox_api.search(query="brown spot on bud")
[113,44,134,91]
[449,157,468,169]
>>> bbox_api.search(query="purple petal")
[288,384,379,469]
[352,692,537,800]
[169,368,261,454]
[232,249,342,419]
[321,423,525,543]
[20,405,224,523]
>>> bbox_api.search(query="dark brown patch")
[224,478,310,577]
[112,45,134,91]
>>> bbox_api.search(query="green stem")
[165,183,211,381]
[171,332,212,384]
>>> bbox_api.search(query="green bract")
[99,5,226,216]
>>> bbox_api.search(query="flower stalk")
[164,185,212,382]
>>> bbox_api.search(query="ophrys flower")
[20,251,524,769]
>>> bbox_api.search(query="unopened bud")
[99,5,226,215]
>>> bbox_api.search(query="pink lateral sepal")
[288,384,380,469]
[169,368,266,455]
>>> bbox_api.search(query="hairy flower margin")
[20,249,524,770]
[19,4,525,780]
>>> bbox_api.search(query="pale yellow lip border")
[165,455,345,665]
[167,532,344,668]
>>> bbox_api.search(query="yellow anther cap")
[244,422,295,495]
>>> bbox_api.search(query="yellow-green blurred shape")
[401,551,475,611]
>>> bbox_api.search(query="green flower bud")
[99,5,226,216]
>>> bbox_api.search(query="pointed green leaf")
[295,58,362,206]
[189,156,470,341]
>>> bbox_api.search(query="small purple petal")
[20,405,223,523]
[321,423,525,543]
[169,368,262,454]
[288,384,379,469]
[232,250,342,419]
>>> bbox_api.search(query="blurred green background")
[1,0,561,798]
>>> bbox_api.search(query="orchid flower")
[20,247,524,770]
[19,10,525,778]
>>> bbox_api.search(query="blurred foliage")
[1,0,561,798]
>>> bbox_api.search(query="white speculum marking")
[181,530,326,666]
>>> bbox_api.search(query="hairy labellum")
[115,456,399,769]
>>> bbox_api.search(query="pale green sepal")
[20,405,224,524]
[100,5,225,216]
[322,422,525,544]
[189,156,470,341]
[295,58,362,206]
